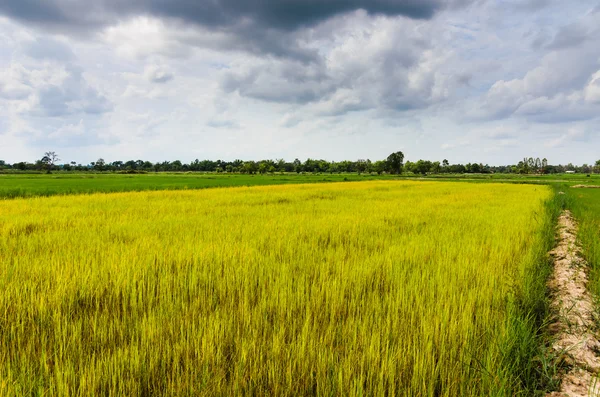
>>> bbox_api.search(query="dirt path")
[547,211,600,397]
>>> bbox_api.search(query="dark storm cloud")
[1,0,473,62]
[0,0,463,32]
[138,0,442,30]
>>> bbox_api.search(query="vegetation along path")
[548,211,600,397]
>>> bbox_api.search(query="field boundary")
[547,211,600,397]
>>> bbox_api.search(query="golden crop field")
[0,181,552,396]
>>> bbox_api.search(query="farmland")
[0,181,556,395]
[570,187,600,299]
[1,172,598,201]
[0,173,396,199]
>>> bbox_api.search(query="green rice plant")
[569,188,600,312]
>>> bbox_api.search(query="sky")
[0,0,599,165]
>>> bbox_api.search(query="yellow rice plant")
[0,181,551,395]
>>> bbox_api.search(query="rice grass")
[569,188,600,301]
[0,181,553,395]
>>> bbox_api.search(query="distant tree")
[527,157,535,172]
[372,160,386,175]
[171,160,183,171]
[534,158,541,173]
[293,158,302,173]
[356,159,368,174]
[594,160,600,174]
[95,158,106,171]
[580,164,589,174]
[327,162,339,174]
[41,151,60,174]
[386,151,405,174]
[413,160,432,175]
[258,162,268,174]
[243,161,257,174]
[442,159,449,172]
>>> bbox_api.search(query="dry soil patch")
[547,211,600,397]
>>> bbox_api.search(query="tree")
[171,160,183,171]
[442,159,449,171]
[356,159,368,174]
[41,151,60,174]
[372,160,386,175]
[293,158,302,173]
[95,158,106,171]
[242,161,257,174]
[527,157,535,172]
[534,158,541,173]
[413,160,432,175]
[386,151,405,174]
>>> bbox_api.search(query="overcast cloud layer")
[0,0,599,164]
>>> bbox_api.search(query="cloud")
[0,0,467,32]
[22,37,74,61]
[0,63,112,118]
[1,0,476,62]
[507,0,553,12]
[206,119,240,129]
[221,58,333,104]
[33,65,112,117]
[544,127,591,148]
[1,0,600,165]
[547,23,591,49]
[0,64,34,100]
[584,70,600,103]
[48,119,85,139]
[474,35,600,123]
[144,65,174,84]
[220,13,460,115]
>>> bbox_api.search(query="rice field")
[570,187,600,301]
[0,173,395,199]
[0,181,553,395]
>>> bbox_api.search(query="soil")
[547,211,600,397]
[572,185,600,189]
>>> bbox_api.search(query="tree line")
[1,152,600,175]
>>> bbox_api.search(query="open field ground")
[0,181,556,395]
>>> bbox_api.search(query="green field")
[1,172,599,200]
[569,187,600,299]
[0,173,399,199]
